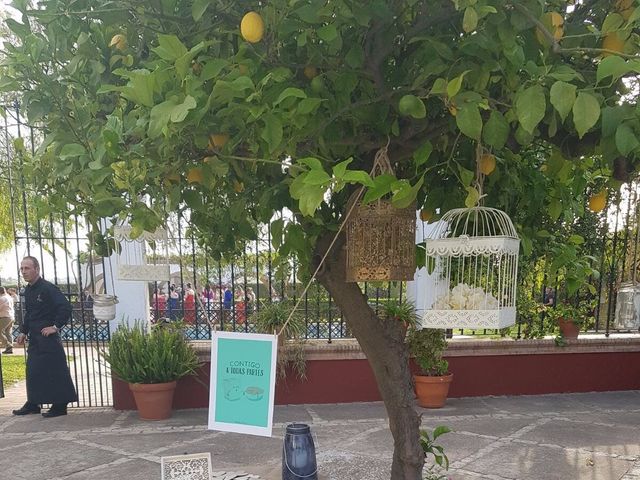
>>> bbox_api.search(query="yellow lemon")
[419,209,434,222]
[109,34,127,51]
[233,179,245,193]
[240,12,265,43]
[187,167,204,184]
[602,32,626,57]
[208,133,229,149]
[535,12,564,44]
[478,153,496,176]
[303,66,318,79]
[588,191,607,213]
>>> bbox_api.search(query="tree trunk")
[314,234,424,480]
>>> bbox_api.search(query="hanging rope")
[275,144,392,337]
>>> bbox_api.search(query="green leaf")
[201,59,228,80]
[170,95,197,122]
[456,104,482,140]
[464,186,480,208]
[568,234,585,245]
[342,170,374,187]
[148,98,178,138]
[153,34,188,61]
[270,218,284,250]
[549,81,576,122]
[298,185,326,216]
[462,6,478,33]
[447,71,469,98]
[413,141,433,167]
[332,158,353,178]
[175,41,210,79]
[548,198,562,221]
[596,56,630,84]
[391,176,424,209]
[317,24,338,42]
[59,143,86,159]
[516,85,546,134]
[345,44,364,68]
[122,70,156,107]
[298,157,323,170]
[459,166,474,186]
[429,78,447,95]
[362,174,396,203]
[398,94,426,119]
[602,12,624,34]
[297,98,322,115]
[303,169,331,185]
[274,87,307,106]
[192,0,209,21]
[615,123,639,155]
[261,114,283,153]
[204,156,229,176]
[572,92,600,139]
[482,110,509,149]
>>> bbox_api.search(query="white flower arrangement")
[432,282,500,310]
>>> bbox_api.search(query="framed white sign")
[208,331,278,437]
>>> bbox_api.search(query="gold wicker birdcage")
[345,147,416,282]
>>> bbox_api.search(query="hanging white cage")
[113,225,170,281]
[422,207,520,329]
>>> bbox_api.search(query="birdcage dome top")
[425,207,519,257]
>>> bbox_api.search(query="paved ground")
[1,388,639,480]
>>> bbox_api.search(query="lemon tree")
[3,1,640,477]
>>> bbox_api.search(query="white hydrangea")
[432,282,500,310]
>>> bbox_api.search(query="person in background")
[8,287,19,303]
[152,287,167,320]
[543,287,556,307]
[184,282,196,324]
[0,286,15,354]
[245,286,256,314]
[13,256,78,417]
[223,284,233,322]
[168,285,180,321]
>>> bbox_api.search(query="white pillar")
[406,213,440,325]
[101,220,149,332]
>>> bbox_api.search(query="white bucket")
[93,294,118,321]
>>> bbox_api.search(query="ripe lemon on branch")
[588,191,607,213]
[109,34,127,51]
[240,12,264,43]
[187,167,204,185]
[208,133,229,149]
[478,153,496,176]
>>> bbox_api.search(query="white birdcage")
[422,207,520,329]
[113,225,170,281]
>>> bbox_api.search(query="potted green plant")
[251,300,307,380]
[406,327,452,408]
[103,322,199,420]
[380,299,420,334]
[545,297,596,340]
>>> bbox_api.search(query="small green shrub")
[407,328,449,376]
[103,322,199,384]
[252,301,306,380]
[421,425,452,479]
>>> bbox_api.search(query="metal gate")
[1,103,112,407]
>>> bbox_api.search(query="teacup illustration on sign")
[245,386,264,401]
[223,378,243,401]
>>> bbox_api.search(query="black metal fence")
[1,102,640,406]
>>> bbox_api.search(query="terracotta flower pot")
[413,373,453,408]
[557,318,580,339]
[129,381,177,420]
